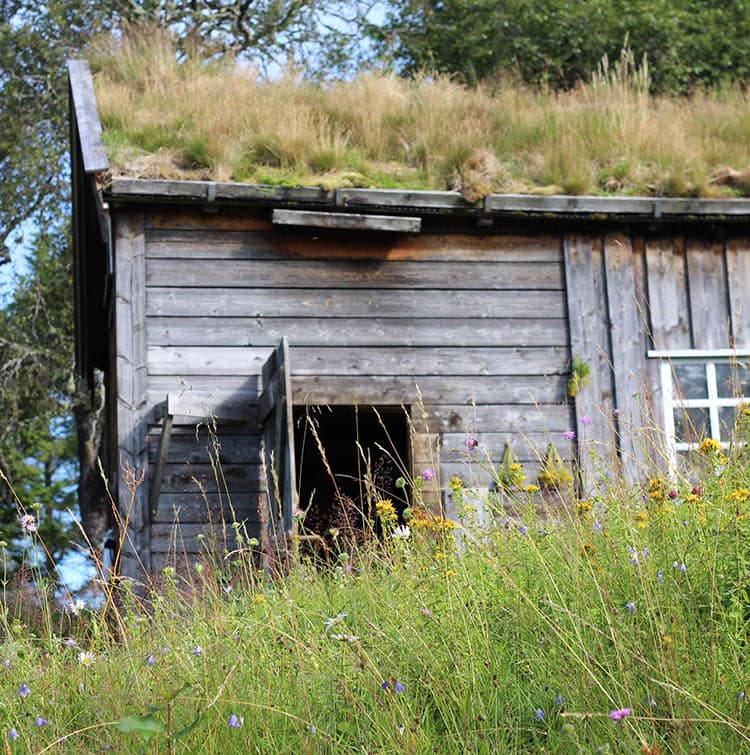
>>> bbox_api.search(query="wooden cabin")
[69,61,750,580]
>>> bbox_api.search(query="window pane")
[673,363,707,399]
[715,361,750,398]
[674,406,710,444]
[719,407,738,440]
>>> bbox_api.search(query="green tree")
[373,0,750,93]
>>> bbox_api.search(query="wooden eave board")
[106,178,750,221]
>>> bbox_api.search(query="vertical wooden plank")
[645,236,691,350]
[563,233,616,492]
[686,236,730,349]
[604,232,649,482]
[115,213,150,582]
[260,337,298,568]
[726,236,750,349]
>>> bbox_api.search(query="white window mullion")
[661,361,678,468]
[706,362,721,441]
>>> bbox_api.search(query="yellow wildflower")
[253,594,267,605]
[449,475,463,493]
[699,438,722,454]
[524,484,540,493]
[731,489,750,503]
[375,499,397,523]
[577,500,593,515]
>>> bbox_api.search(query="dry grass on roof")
[90,27,750,200]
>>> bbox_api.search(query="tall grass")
[1,410,749,752]
[89,27,750,199]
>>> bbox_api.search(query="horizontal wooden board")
[146,287,566,319]
[272,209,421,233]
[148,432,261,465]
[145,374,568,405]
[146,258,563,290]
[156,462,263,494]
[145,229,562,263]
[146,316,568,348]
[147,346,569,377]
[413,403,573,434]
[153,492,265,524]
[437,432,574,461]
[151,522,253,553]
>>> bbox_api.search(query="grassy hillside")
[88,29,750,201]
[1,417,750,752]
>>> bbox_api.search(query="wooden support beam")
[272,209,421,233]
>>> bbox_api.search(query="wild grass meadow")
[1,408,750,753]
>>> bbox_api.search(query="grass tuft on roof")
[89,26,750,200]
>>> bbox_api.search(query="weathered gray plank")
[645,237,691,349]
[146,316,568,348]
[147,433,261,465]
[437,432,572,461]
[146,258,563,290]
[686,237,730,349]
[165,391,251,422]
[563,233,616,490]
[272,209,421,233]
[67,60,108,173]
[153,492,265,524]
[114,212,150,578]
[145,374,567,412]
[414,403,573,434]
[726,237,750,348]
[145,228,563,263]
[604,232,649,481]
[157,463,263,494]
[147,346,569,377]
[151,522,256,553]
[146,287,565,319]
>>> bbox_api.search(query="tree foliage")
[373,0,750,93]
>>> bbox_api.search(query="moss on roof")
[90,29,750,201]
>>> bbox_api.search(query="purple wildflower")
[679,562,687,573]
[394,681,405,694]
[228,714,243,728]
[580,415,593,426]
[193,646,202,658]
[65,638,76,648]
[625,601,636,614]
[657,571,664,584]
[18,514,36,533]
[381,680,389,690]
[609,707,632,722]
[464,435,479,450]
[419,468,435,482]
[613,408,622,416]
[8,728,19,740]
[534,708,546,721]
[517,525,529,536]
[34,717,48,727]
[562,429,576,441]
[2,659,10,668]
[554,694,567,706]
[668,489,679,499]
[17,684,30,698]
[593,520,602,532]
[145,653,155,667]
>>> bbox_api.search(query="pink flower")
[562,430,576,441]
[419,468,435,482]
[609,707,632,722]
[18,514,36,533]
[580,415,593,426]
[464,435,479,450]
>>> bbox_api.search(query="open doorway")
[293,405,411,551]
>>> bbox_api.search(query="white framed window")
[648,349,750,455]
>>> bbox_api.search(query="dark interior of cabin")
[293,405,411,551]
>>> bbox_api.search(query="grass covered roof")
[90,29,750,201]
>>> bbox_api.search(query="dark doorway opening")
[293,405,411,550]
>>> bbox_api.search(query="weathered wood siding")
[137,212,572,562]
[565,228,750,487]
